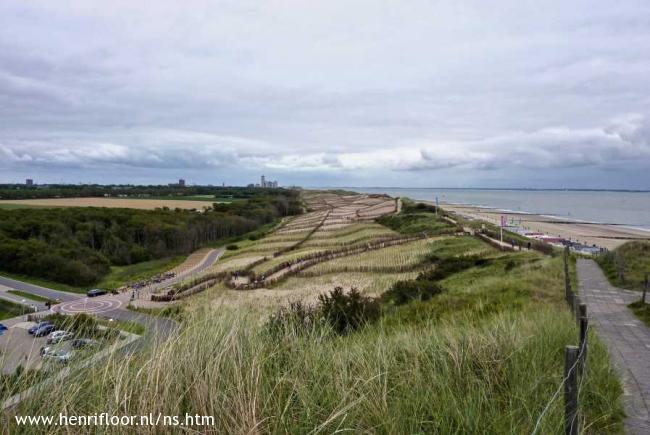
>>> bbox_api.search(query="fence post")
[579,304,588,377]
[573,295,581,323]
[642,274,648,304]
[565,345,580,435]
[564,246,571,304]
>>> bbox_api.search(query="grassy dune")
[596,241,650,291]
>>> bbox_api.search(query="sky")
[1,0,650,189]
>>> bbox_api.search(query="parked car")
[71,338,98,349]
[33,324,56,337]
[47,330,73,344]
[41,347,73,363]
[87,288,106,297]
[28,321,52,335]
[0,323,7,331]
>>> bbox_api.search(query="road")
[0,276,80,303]
[0,247,224,338]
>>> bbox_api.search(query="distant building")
[178,179,186,187]
[258,175,278,188]
[25,179,33,186]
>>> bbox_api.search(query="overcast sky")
[1,1,650,189]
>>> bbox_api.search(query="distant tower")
[25,179,34,186]
[178,179,186,187]
[261,175,266,188]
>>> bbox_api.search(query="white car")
[41,347,74,362]
[47,330,73,344]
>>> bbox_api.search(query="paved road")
[0,290,47,311]
[0,276,80,302]
[577,259,650,434]
[148,248,224,291]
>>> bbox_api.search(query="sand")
[0,197,214,210]
[442,204,650,250]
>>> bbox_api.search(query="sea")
[342,188,650,231]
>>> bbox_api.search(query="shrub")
[318,287,381,335]
[382,280,445,305]
[267,287,381,337]
[420,255,490,281]
[226,244,239,251]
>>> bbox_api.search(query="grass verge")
[0,299,27,320]
[596,241,650,291]
[6,290,55,304]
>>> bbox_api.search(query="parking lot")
[2,322,45,374]
[0,320,75,375]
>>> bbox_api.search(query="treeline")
[0,192,301,286]
[0,184,286,200]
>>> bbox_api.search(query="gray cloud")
[1,0,649,188]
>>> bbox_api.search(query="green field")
[0,299,27,320]
[0,203,50,210]
[139,195,242,202]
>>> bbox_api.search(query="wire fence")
[531,246,589,435]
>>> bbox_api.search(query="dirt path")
[577,259,650,434]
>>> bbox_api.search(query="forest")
[0,190,301,286]
[0,184,286,200]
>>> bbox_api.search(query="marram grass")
[7,304,622,434]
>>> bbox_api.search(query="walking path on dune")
[577,259,650,434]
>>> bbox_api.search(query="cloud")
[0,0,649,187]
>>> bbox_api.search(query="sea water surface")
[344,188,650,230]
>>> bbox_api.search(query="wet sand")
[442,204,650,250]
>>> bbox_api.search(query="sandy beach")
[442,204,650,250]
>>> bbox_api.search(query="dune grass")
[7,299,622,434]
[596,241,650,291]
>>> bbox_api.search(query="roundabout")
[54,297,123,315]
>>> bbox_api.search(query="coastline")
[440,203,650,250]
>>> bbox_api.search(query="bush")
[318,287,381,335]
[267,287,381,337]
[420,255,490,281]
[382,280,445,305]
[226,244,239,251]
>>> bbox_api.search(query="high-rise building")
[261,175,266,188]
[178,179,186,187]
[25,179,34,186]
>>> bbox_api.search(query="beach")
[442,204,650,250]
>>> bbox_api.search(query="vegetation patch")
[377,199,456,235]
[267,287,380,337]
[628,301,650,327]
[597,241,650,291]
[0,190,300,286]
[6,290,55,304]
[128,304,184,322]
[0,298,27,320]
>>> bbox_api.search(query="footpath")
[577,259,650,434]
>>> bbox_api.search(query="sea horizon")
[334,187,650,231]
